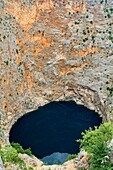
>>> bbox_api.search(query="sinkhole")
[9,101,102,165]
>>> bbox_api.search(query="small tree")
[77,122,113,170]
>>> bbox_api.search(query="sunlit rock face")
[0,0,113,144]
[9,101,102,165]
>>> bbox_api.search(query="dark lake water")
[9,101,102,164]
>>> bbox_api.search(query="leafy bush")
[0,145,27,169]
[100,0,104,4]
[107,13,111,18]
[107,86,113,96]
[90,21,93,24]
[11,142,32,156]
[78,122,113,170]
[24,148,32,156]
[75,21,79,24]
[66,154,77,161]
[11,143,24,153]
[83,38,88,42]
[0,18,2,23]
[83,30,86,35]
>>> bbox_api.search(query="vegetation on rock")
[66,154,77,161]
[11,142,32,156]
[0,144,33,170]
[78,122,113,170]
[0,144,27,169]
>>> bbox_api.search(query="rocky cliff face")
[0,0,113,144]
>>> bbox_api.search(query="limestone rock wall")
[0,0,113,144]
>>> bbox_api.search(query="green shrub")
[0,18,2,23]
[0,145,27,169]
[24,148,32,156]
[107,87,113,96]
[42,162,48,165]
[107,13,111,18]
[100,0,104,4]
[54,162,62,165]
[90,21,93,24]
[11,143,24,153]
[89,143,113,170]
[77,122,113,170]
[66,154,77,161]
[4,61,8,65]
[110,7,113,13]
[83,38,88,42]
[75,21,79,24]
[11,143,32,156]
[83,30,86,35]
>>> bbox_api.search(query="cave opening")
[9,101,102,165]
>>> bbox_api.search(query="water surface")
[9,101,102,164]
